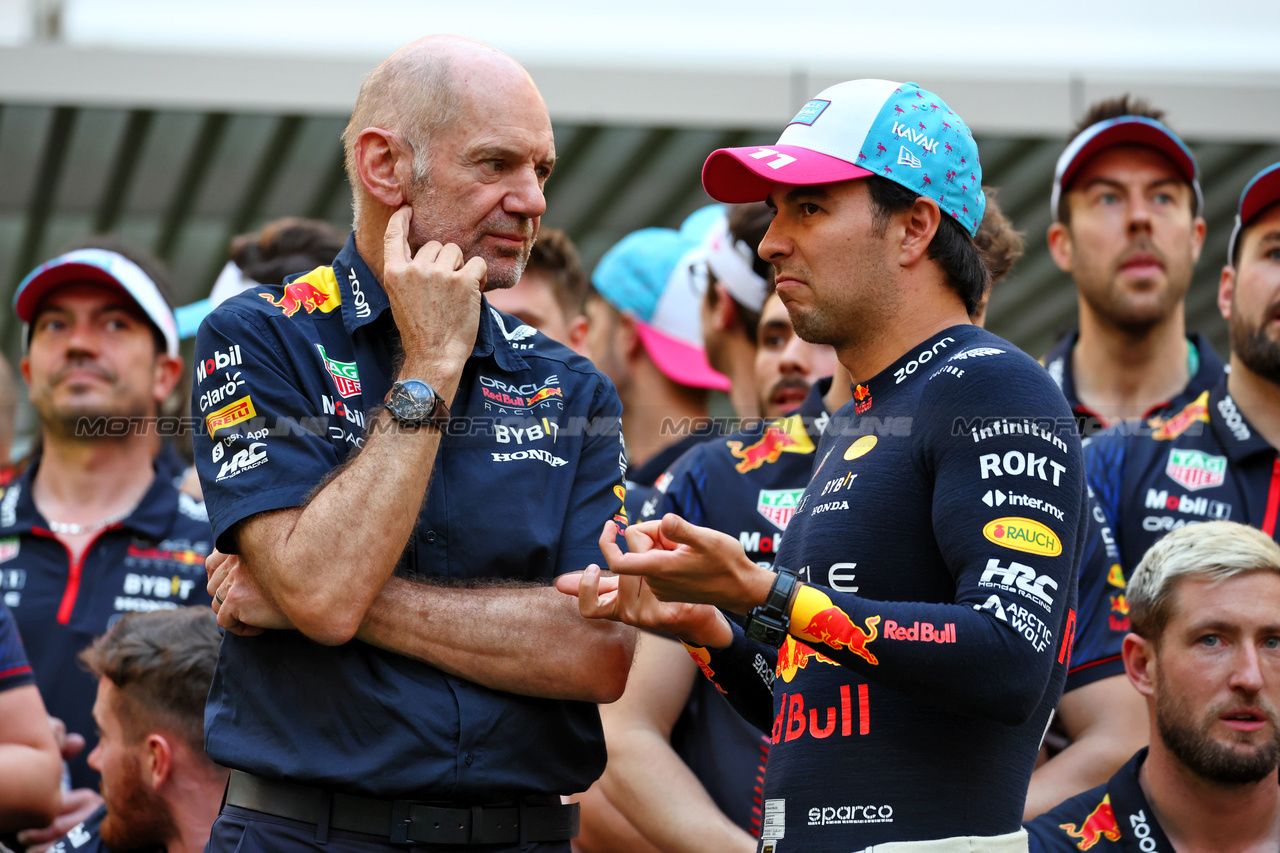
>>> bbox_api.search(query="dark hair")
[79,609,221,753]
[974,187,1024,284]
[58,235,176,355]
[866,176,988,316]
[705,202,775,340]
[524,228,590,321]
[1059,95,1174,224]
[234,217,347,286]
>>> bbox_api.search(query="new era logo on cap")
[897,146,922,169]
[701,79,985,236]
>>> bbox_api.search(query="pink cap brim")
[702,145,874,203]
[635,321,731,392]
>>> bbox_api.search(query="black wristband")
[744,567,799,648]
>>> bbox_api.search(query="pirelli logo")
[206,396,256,436]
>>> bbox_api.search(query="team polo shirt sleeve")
[0,602,33,692]
[192,286,345,552]
[1063,486,1129,691]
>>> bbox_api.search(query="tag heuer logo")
[757,489,804,531]
[316,344,361,398]
[1165,449,1227,492]
[0,537,18,563]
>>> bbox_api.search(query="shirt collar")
[332,234,391,335]
[1042,329,1081,406]
[333,236,528,372]
[1106,748,1175,853]
[4,452,183,540]
[1208,379,1275,464]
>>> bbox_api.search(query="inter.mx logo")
[1165,449,1226,492]
[316,345,361,398]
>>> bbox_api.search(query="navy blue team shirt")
[1042,331,1224,436]
[1026,749,1173,853]
[0,458,212,789]
[690,326,1087,848]
[1,601,34,692]
[642,380,833,837]
[1087,380,1277,577]
[192,235,627,801]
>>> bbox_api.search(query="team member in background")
[0,602,61,838]
[1086,162,1280,570]
[563,78,1086,852]
[700,203,775,419]
[574,291,838,853]
[486,228,591,356]
[586,227,731,489]
[1027,521,1280,853]
[1042,96,1223,434]
[47,609,227,853]
[198,36,633,852]
[3,248,213,852]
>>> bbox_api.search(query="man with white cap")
[561,79,1088,852]
[1043,97,1223,434]
[586,227,731,488]
[2,247,213,851]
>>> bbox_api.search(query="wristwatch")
[744,567,800,648]
[384,379,450,430]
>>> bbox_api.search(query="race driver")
[561,78,1087,851]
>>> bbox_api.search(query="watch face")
[389,380,437,422]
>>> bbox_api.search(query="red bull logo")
[1149,391,1209,441]
[772,684,870,743]
[612,484,629,528]
[790,585,880,664]
[728,427,799,473]
[259,267,342,317]
[684,644,726,694]
[1059,795,1121,850]
[127,545,204,566]
[775,635,840,682]
[853,384,873,414]
[727,415,813,473]
[526,386,562,405]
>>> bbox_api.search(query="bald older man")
[194,36,634,852]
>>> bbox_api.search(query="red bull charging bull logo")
[684,644,726,694]
[789,586,880,665]
[726,415,813,474]
[260,266,342,317]
[775,635,840,682]
[1059,795,1121,850]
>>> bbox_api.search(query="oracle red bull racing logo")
[260,266,342,317]
[789,586,879,665]
[1059,794,1121,850]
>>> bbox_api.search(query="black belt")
[225,770,578,846]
